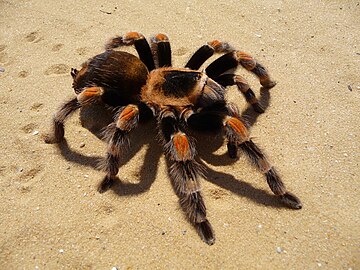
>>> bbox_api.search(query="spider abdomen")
[73,50,149,106]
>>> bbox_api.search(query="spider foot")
[43,134,62,144]
[261,80,277,89]
[197,220,215,245]
[43,122,65,144]
[98,176,114,193]
[280,192,302,209]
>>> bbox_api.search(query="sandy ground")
[0,0,359,269]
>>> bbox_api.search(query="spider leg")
[206,50,276,89]
[44,98,80,143]
[151,33,172,67]
[98,104,141,193]
[223,106,302,209]
[105,32,155,71]
[157,107,215,245]
[185,40,234,70]
[44,86,103,144]
[216,73,265,113]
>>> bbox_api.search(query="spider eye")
[162,71,201,97]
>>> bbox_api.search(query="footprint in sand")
[44,64,70,75]
[208,188,230,200]
[52,43,64,52]
[76,47,90,56]
[0,45,10,67]
[25,31,43,43]
[173,47,190,57]
[18,166,44,192]
[18,70,29,78]
[21,123,38,134]
[30,102,44,111]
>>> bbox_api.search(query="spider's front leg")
[158,107,215,245]
[98,104,141,193]
[224,104,302,209]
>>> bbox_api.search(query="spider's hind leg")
[44,86,103,144]
[44,97,80,144]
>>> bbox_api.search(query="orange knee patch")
[208,40,222,50]
[207,40,230,53]
[172,132,192,161]
[154,33,169,42]
[226,117,249,140]
[235,51,256,70]
[77,87,103,105]
[116,105,139,131]
[124,32,143,41]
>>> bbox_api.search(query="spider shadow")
[55,87,284,207]
[190,86,286,208]
[56,103,162,196]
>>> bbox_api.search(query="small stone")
[276,246,283,253]
[111,267,118,270]
[59,249,64,254]
[32,130,39,135]
[79,142,85,148]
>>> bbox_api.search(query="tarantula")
[45,32,302,245]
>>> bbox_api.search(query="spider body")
[45,32,302,245]
[71,50,148,107]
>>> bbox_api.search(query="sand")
[0,0,359,269]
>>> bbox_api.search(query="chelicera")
[45,32,302,245]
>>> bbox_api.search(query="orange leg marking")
[77,87,103,105]
[116,105,139,131]
[235,51,256,70]
[226,117,250,141]
[172,132,191,161]
[207,40,232,53]
[153,33,169,42]
[124,32,144,42]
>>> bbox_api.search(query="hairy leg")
[151,33,172,67]
[105,32,155,71]
[98,104,140,192]
[44,86,103,144]
[158,107,215,245]
[223,105,302,209]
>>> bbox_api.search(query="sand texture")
[0,0,359,269]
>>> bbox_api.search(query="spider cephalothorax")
[45,32,302,245]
